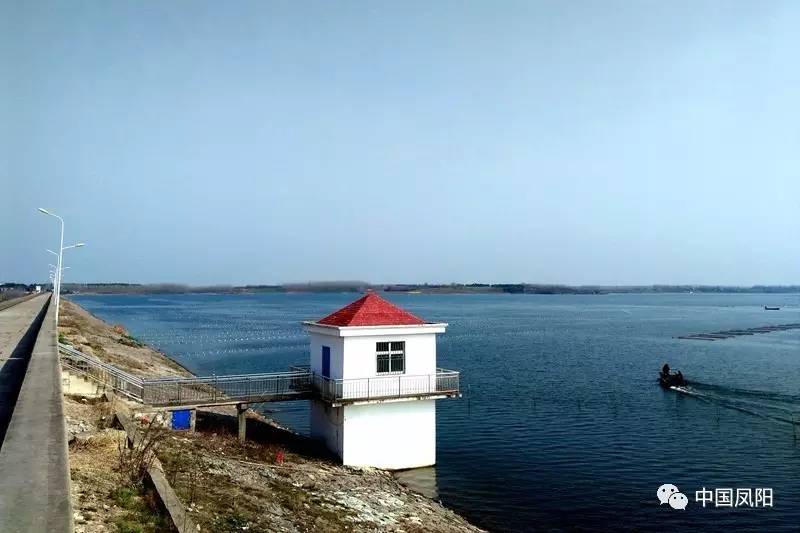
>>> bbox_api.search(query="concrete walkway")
[0,293,38,313]
[0,294,49,443]
[0,295,73,532]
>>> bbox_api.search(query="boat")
[659,365,687,388]
[764,306,780,311]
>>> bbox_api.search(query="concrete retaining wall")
[0,296,74,532]
[116,411,200,533]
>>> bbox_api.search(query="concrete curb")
[116,411,200,533]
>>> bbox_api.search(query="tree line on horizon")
[4,281,798,295]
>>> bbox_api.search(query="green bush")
[114,518,143,533]
[213,511,250,532]
[119,334,144,348]
[112,487,137,509]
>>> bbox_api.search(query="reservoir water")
[71,292,800,532]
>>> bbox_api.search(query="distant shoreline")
[59,283,800,296]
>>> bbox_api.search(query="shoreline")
[60,297,485,533]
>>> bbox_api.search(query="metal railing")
[59,343,460,407]
[140,371,313,406]
[59,343,145,401]
[59,343,313,406]
[313,368,460,403]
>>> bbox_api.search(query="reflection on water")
[394,466,438,499]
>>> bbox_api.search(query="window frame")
[376,340,405,375]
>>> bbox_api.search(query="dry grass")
[66,395,174,533]
[154,414,483,533]
[59,299,190,378]
[158,429,358,533]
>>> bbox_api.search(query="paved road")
[0,293,38,313]
[0,294,49,443]
[0,295,73,532]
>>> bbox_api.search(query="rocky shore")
[59,299,484,533]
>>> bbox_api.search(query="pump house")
[303,292,460,469]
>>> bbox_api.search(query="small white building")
[304,292,459,470]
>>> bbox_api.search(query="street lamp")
[38,208,85,326]
[49,265,71,282]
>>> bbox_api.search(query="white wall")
[310,400,344,458]
[342,333,437,379]
[342,400,436,469]
[308,332,345,379]
[304,323,446,469]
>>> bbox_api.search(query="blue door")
[322,346,331,378]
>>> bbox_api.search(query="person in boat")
[660,364,687,387]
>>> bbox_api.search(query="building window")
[376,341,405,374]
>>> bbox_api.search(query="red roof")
[317,292,426,327]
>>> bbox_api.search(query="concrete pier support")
[237,403,248,442]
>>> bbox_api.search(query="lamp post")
[38,208,85,325]
[49,264,70,284]
[45,249,60,298]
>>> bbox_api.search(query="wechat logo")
[658,484,688,510]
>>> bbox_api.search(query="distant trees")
[8,281,796,296]
[0,282,38,302]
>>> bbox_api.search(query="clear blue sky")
[2,1,799,286]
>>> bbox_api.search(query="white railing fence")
[314,369,460,402]
[59,343,459,406]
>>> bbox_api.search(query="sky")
[2,1,799,286]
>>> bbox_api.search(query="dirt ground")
[158,411,482,533]
[65,394,174,533]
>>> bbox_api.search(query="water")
[70,292,800,532]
